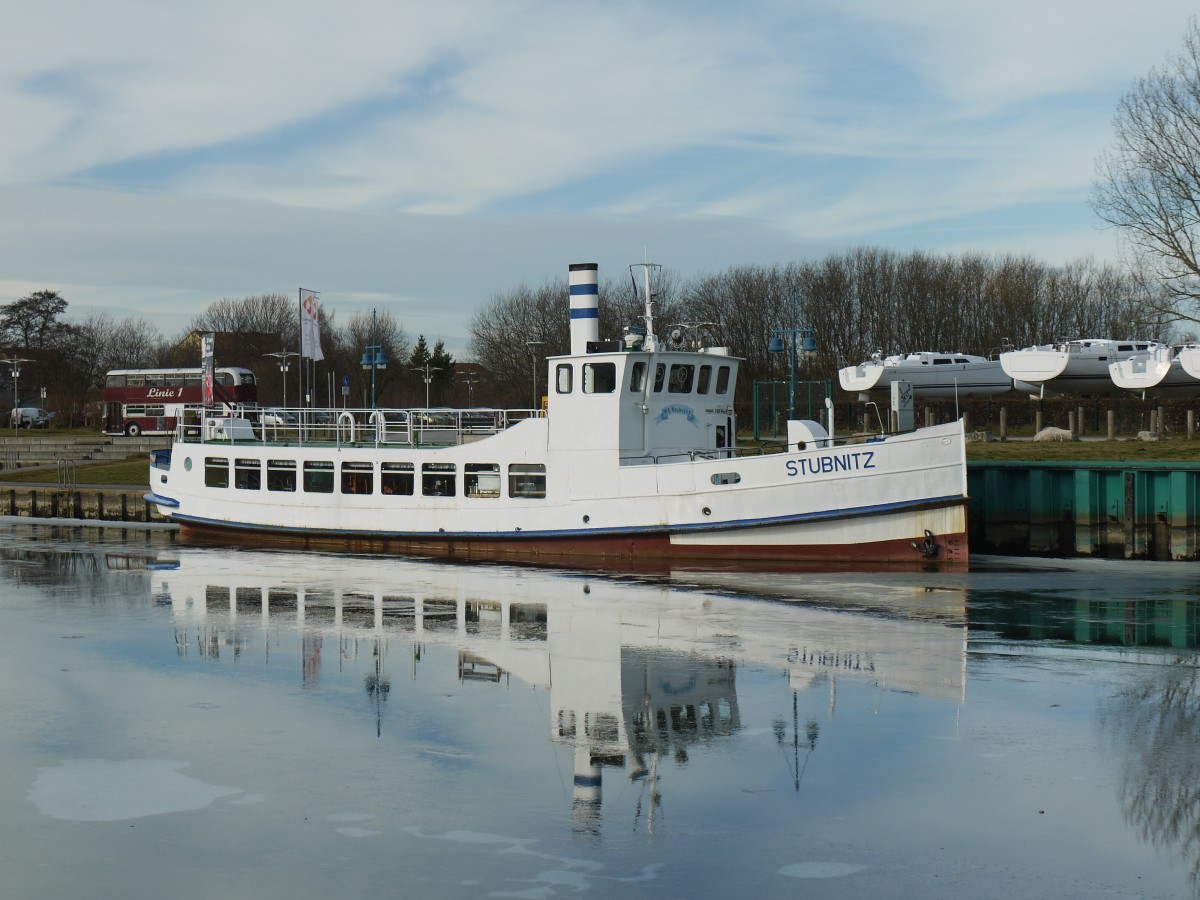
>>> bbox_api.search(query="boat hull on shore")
[838,351,1015,400]
[1109,345,1200,399]
[1000,339,1161,397]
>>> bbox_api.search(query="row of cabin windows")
[204,458,546,499]
[555,361,731,396]
[107,371,250,388]
[124,404,168,418]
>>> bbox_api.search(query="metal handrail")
[174,405,543,449]
[57,457,77,488]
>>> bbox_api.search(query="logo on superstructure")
[656,405,699,426]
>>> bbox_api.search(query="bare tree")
[327,309,409,407]
[1093,20,1200,321]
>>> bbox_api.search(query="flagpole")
[297,287,304,410]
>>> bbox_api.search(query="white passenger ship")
[147,263,968,567]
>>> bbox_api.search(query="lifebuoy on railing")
[337,411,356,445]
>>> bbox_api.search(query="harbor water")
[2,524,1199,899]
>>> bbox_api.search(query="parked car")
[10,407,53,429]
[259,407,298,426]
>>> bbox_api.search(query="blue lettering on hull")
[786,450,876,478]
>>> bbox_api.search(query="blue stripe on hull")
[162,494,963,541]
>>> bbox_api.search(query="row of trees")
[466,251,1176,410]
[0,292,458,426]
[0,249,1182,426]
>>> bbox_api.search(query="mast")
[629,261,661,352]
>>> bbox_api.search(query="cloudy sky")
[0,1,1195,354]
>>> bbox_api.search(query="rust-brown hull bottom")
[176,518,969,574]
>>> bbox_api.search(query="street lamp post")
[525,341,545,410]
[358,308,389,408]
[2,356,32,430]
[768,288,817,420]
[413,363,442,408]
[264,351,298,408]
[457,372,478,407]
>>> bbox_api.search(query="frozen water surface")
[0,523,1197,898]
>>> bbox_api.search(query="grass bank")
[0,457,149,486]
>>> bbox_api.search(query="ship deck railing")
[174,405,544,449]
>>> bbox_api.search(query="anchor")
[911,529,939,558]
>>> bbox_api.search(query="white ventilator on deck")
[568,263,600,355]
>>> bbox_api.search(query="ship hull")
[173,496,967,569]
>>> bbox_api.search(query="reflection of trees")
[1099,662,1200,893]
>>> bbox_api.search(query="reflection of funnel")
[571,747,602,836]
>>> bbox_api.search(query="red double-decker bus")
[102,367,258,436]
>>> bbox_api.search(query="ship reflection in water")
[153,547,969,837]
[5,530,1200,898]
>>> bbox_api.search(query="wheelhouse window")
[465,463,501,498]
[381,462,414,495]
[629,361,646,392]
[204,457,229,488]
[668,364,695,393]
[583,362,616,393]
[267,459,296,492]
[653,363,666,392]
[341,461,373,495]
[556,364,573,394]
[715,365,731,394]
[234,458,261,490]
[509,463,546,499]
[303,460,334,493]
[697,364,712,394]
[422,463,456,497]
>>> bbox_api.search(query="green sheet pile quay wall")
[968,462,1200,561]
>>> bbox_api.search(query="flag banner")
[300,289,324,361]
[201,332,215,407]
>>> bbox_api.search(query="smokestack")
[568,263,599,355]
